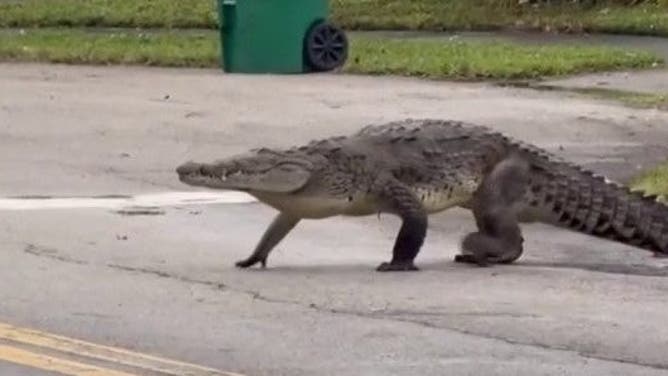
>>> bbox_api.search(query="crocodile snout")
[176,161,202,177]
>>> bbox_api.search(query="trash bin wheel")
[304,22,348,72]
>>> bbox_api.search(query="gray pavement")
[0,363,60,376]
[1,63,668,376]
[545,69,668,95]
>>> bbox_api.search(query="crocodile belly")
[413,185,474,213]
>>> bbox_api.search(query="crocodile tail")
[522,158,668,255]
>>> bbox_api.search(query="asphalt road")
[1,63,668,376]
[0,363,59,376]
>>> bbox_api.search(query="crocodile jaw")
[176,160,312,193]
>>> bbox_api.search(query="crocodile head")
[176,149,313,194]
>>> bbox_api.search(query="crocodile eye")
[275,163,303,173]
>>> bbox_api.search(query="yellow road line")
[0,323,245,376]
[0,344,137,376]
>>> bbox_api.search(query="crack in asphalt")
[106,263,227,291]
[24,244,88,265]
[98,263,668,371]
[363,314,668,371]
[521,261,668,277]
[303,306,668,371]
[375,309,542,319]
[21,243,668,371]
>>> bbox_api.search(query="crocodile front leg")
[236,212,300,269]
[375,178,428,272]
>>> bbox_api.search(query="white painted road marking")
[0,191,257,211]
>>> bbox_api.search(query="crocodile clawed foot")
[454,254,475,263]
[376,261,419,272]
[454,253,489,267]
[235,255,268,269]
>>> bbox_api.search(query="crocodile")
[176,119,668,271]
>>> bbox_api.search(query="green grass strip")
[0,29,661,80]
[0,29,219,67]
[1,0,668,37]
[631,162,668,199]
[331,1,668,36]
[569,88,668,110]
[346,37,661,80]
[572,5,668,36]
[0,0,217,29]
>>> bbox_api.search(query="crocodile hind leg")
[455,155,529,266]
[236,212,300,269]
[456,212,524,266]
[375,179,428,272]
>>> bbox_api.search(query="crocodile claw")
[235,255,267,269]
[454,254,489,267]
[376,261,419,272]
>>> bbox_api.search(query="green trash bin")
[218,0,348,73]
